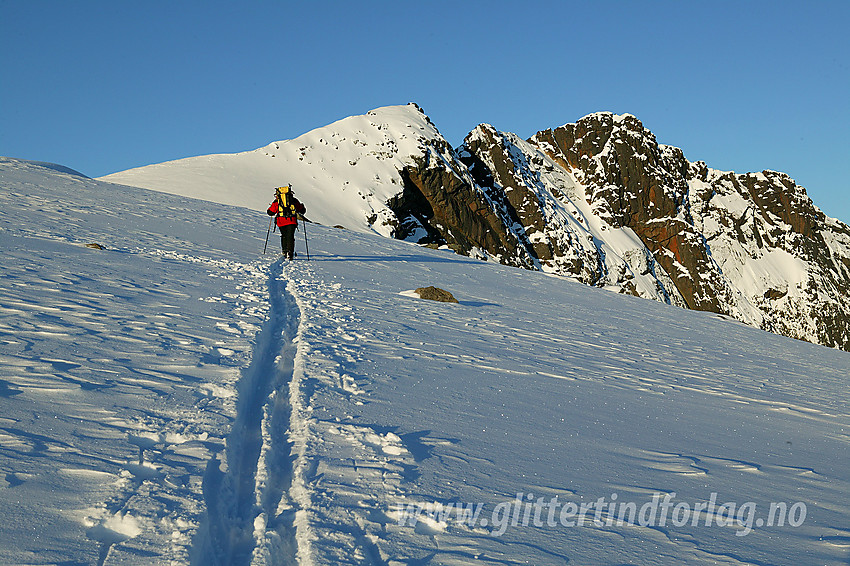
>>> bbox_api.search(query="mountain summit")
[101,104,850,350]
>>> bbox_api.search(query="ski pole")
[262,215,273,255]
[301,216,310,260]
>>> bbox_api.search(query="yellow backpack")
[275,185,296,217]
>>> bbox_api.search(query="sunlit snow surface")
[99,105,450,237]
[1,157,849,565]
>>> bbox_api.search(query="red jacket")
[267,196,306,227]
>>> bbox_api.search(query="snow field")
[277,227,850,565]
[2,158,849,565]
[0,159,292,564]
[0,232,271,564]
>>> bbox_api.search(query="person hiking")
[267,185,306,260]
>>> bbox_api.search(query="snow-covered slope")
[100,104,455,237]
[2,157,849,565]
[0,158,275,564]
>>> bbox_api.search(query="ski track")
[0,161,317,565]
[193,259,304,566]
[0,236,276,564]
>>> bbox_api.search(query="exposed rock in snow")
[413,286,459,303]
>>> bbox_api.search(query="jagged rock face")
[461,126,572,265]
[686,166,850,349]
[385,137,532,268]
[529,114,723,311]
[457,121,691,305]
[458,124,615,288]
[386,110,850,351]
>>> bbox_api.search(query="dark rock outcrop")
[387,139,533,269]
[414,286,459,303]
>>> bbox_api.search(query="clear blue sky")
[2,0,848,223]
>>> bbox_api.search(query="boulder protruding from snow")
[415,286,459,303]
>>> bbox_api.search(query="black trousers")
[279,224,297,259]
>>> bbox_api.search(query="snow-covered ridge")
[100,104,452,236]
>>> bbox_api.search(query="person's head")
[276,185,291,197]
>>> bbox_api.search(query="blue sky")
[2,1,848,222]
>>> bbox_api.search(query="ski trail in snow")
[193,259,301,566]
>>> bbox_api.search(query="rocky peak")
[532,113,691,226]
[741,170,822,238]
[526,114,729,311]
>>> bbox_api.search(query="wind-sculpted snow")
[2,158,849,565]
[0,233,266,564]
[0,158,292,564]
[277,227,850,565]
